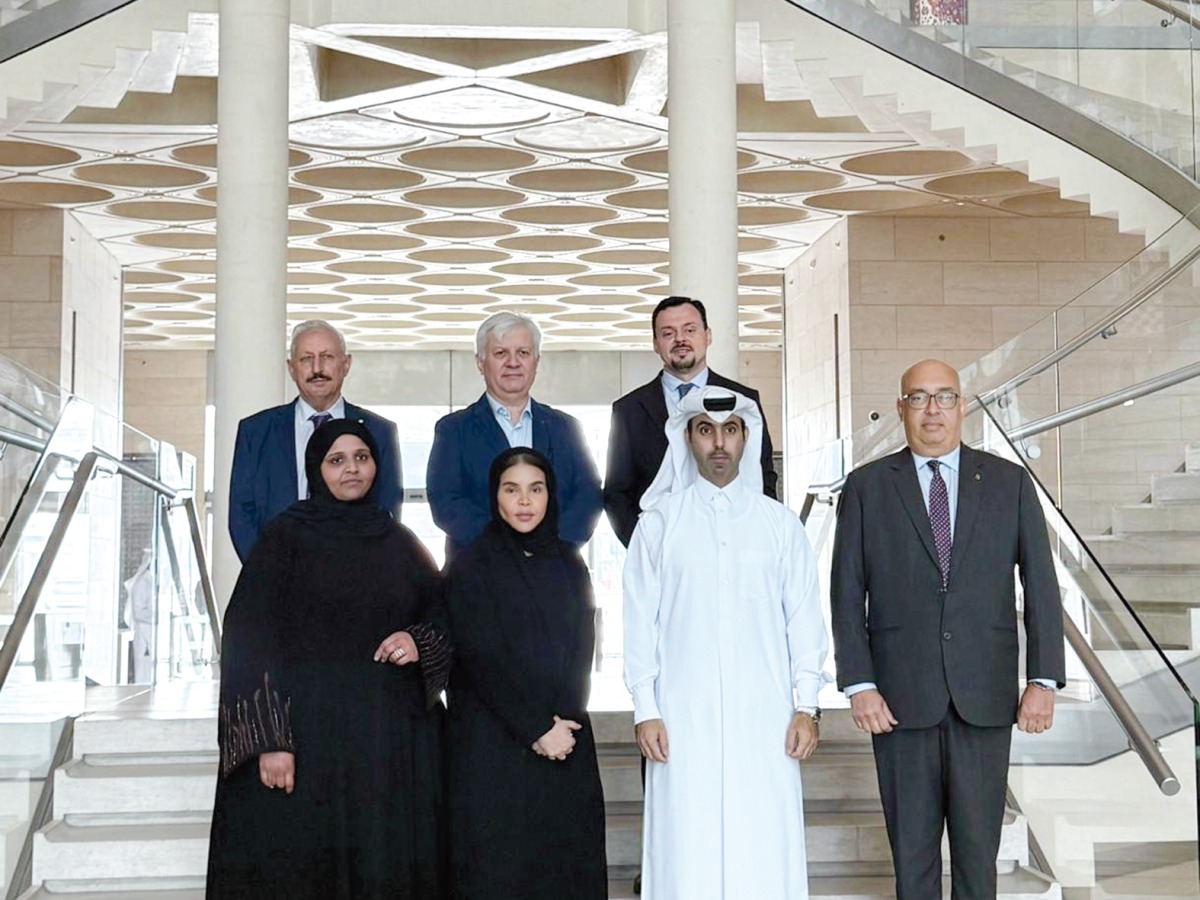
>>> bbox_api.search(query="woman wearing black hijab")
[207,418,450,900]
[446,447,607,899]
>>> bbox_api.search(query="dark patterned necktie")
[309,412,332,430]
[677,382,696,400]
[928,460,952,586]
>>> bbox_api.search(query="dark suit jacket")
[229,399,403,562]
[602,371,778,547]
[426,394,603,558]
[830,445,1065,730]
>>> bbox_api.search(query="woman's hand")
[374,631,419,666]
[532,715,582,761]
[259,751,295,793]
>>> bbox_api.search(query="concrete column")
[212,0,290,609]
[667,0,739,375]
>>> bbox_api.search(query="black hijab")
[472,447,581,676]
[280,418,394,538]
[483,446,563,557]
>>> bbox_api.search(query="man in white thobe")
[623,386,828,900]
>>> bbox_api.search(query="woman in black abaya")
[207,418,450,900]
[446,447,607,900]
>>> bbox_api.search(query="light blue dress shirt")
[485,393,533,449]
[845,443,1055,697]
[660,367,710,411]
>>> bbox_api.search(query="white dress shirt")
[660,367,710,412]
[485,393,533,448]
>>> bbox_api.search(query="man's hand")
[1016,685,1055,733]
[785,712,819,760]
[636,718,669,763]
[259,751,295,793]
[850,689,899,734]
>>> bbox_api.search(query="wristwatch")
[796,707,821,723]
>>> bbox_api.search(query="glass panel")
[800,0,1200,181]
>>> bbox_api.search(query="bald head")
[897,359,965,457]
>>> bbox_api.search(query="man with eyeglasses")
[604,296,778,549]
[229,320,403,562]
[830,358,1064,900]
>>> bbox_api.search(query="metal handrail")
[0,394,56,434]
[184,495,222,655]
[0,452,98,689]
[977,243,1200,408]
[1006,359,1200,442]
[1140,0,1200,31]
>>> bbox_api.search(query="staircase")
[14,695,1060,899]
[1091,443,1200,653]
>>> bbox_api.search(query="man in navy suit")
[427,311,602,560]
[228,320,403,562]
[604,296,778,548]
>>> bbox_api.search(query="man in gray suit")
[830,358,1065,900]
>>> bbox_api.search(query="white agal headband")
[639,385,763,511]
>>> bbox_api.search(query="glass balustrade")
[786,0,1200,182]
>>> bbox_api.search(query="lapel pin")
[975,472,982,481]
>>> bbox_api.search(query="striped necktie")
[309,412,332,430]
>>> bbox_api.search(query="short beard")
[669,354,697,375]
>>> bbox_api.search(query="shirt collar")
[485,392,532,425]
[661,367,709,394]
[911,443,962,475]
[296,395,345,422]
[693,471,746,506]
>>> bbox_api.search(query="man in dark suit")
[228,320,403,562]
[426,311,602,560]
[604,296,778,547]
[830,358,1064,900]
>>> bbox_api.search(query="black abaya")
[446,448,607,900]
[207,420,451,900]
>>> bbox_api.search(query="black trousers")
[872,705,1013,900]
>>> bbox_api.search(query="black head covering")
[484,446,561,556]
[280,418,394,538]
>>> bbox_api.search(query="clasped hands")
[850,686,1055,734]
[634,712,820,763]
[533,715,582,761]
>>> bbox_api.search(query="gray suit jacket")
[830,445,1065,729]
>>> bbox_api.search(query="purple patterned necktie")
[309,412,332,430]
[928,460,952,586]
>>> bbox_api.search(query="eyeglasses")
[901,390,960,410]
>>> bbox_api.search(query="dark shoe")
[633,871,641,895]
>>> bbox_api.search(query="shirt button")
[943,631,952,641]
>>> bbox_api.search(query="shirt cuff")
[1030,678,1058,691]
[631,683,661,725]
[844,682,877,697]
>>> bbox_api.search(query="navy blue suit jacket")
[426,394,602,559]
[229,399,403,562]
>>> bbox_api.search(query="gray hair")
[290,320,346,358]
[475,311,541,359]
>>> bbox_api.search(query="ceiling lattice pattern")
[0,20,1094,350]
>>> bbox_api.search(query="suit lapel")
[470,395,510,460]
[634,377,669,457]
[889,449,940,571]
[530,398,553,458]
[948,446,984,585]
[275,401,299,498]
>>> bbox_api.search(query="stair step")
[808,864,1059,897]
[55,758,217,817]
[1088,533,1200,567]
[74,715,215,757]
[1151,473,1200,504]
[1112,503,1200,534]
[32,817,209,882]
[17,880,204,900]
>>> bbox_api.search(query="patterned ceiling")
[0,19,1094,351]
